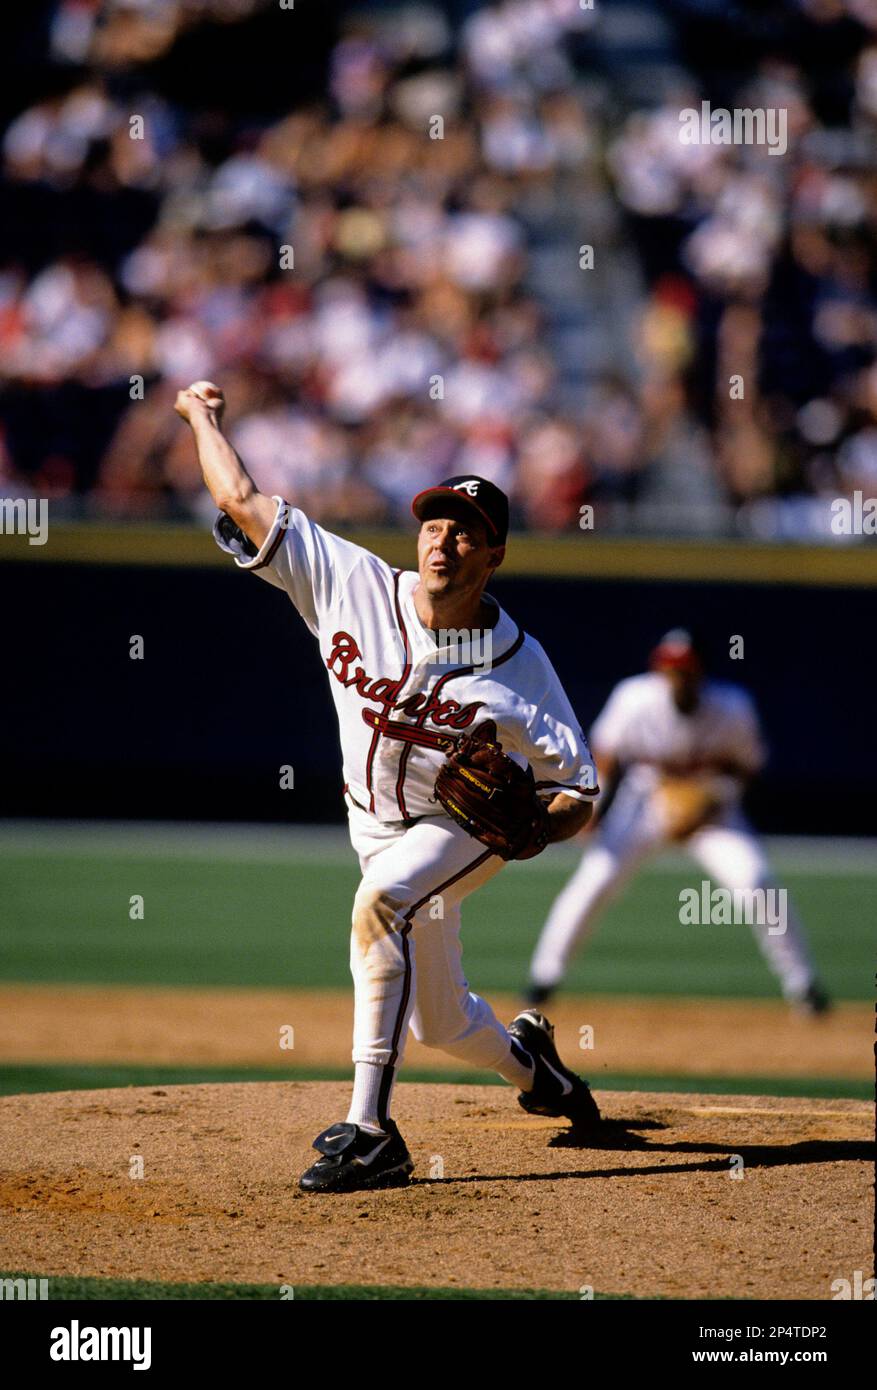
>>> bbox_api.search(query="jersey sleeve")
[515,646,599,800]
[212,496,383,637]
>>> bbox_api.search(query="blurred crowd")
[0,0,875,540]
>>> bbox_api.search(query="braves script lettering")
[326,631,484,729]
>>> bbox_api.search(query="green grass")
[0,1271,653,1300]
[0,1064,870,1100]
[0,825,872,999]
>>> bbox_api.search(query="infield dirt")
[0,985,870,1080]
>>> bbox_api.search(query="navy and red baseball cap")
[650,628,705,675]
[411,475,509,545]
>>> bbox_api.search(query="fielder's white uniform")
[216,496,598,1124]
[529,672,818,999]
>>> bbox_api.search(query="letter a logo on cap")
[411,474,509,543]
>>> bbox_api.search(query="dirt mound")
[0,1082,871,1299]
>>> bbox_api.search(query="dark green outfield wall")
[2,539,871,832]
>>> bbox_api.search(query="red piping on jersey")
[362,707,456,749]
[364,731,381,814]
[249,508,288,571]
[365,570,411,813]
[393,624,526,820]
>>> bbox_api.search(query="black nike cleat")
[791,981,832,1017]
[523,982,556,1008]
[508,1009,601,1130]
[299,1120,414,1194]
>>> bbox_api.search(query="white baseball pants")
[345,799,524,1125]
[529,797,818,999]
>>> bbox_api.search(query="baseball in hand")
[174,380,225,423]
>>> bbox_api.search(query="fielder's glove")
[653,773,735,841]
[433,724,551,861]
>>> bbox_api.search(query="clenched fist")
[174,380,225,425]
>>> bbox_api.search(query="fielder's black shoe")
[508,1009,601,1130]
[524,982,555,1008]
[792,981,832,1017]
[299,1120,413,1194]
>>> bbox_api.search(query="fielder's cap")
[650,628,704,674]
[412,475,509,545]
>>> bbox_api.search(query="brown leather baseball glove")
[654,773,725,841]
[433,723,551,861]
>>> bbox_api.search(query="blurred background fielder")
[526,628,830,1013]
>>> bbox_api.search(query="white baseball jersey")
[215,496,598,822]
[529,671,819,1001]
[591,671,766,807]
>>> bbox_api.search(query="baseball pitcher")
[525,629,829,1013]
[176,381,602,1194]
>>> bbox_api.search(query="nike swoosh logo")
[541,1057,574,1096]
[353,1137,392,1166]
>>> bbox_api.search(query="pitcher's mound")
[0,1082,871,1299]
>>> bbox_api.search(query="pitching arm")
[174,382,277,551]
